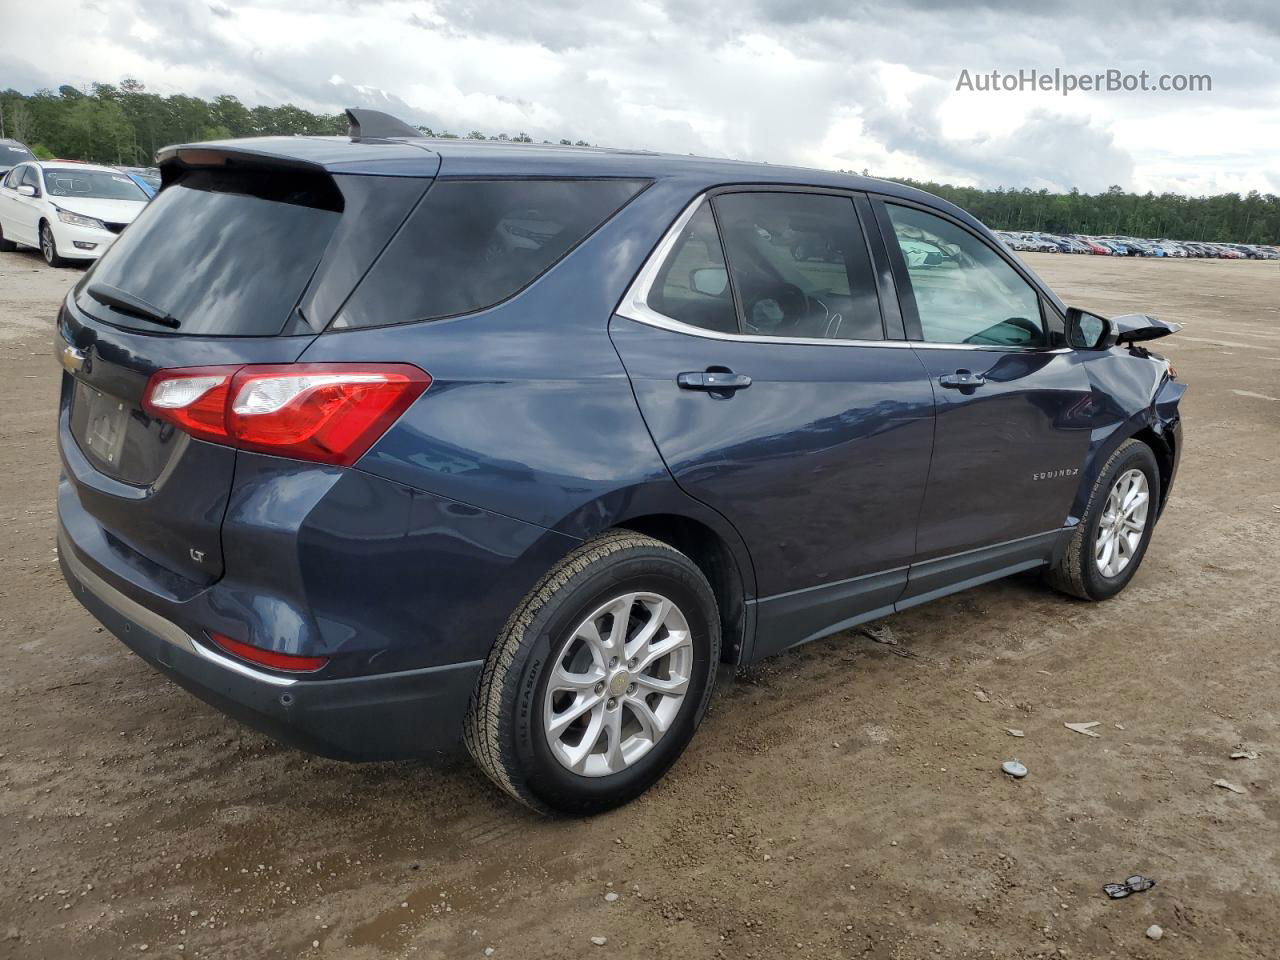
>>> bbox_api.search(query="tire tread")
[1048,438,1148,600]
[463,530,702,814]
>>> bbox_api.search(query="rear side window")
[335,179,646,329]
[714,192,884,341]
[81,167,343,336]
[647,204,738,334]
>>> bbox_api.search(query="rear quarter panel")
[217,456,579,672]
[301,175,757,593]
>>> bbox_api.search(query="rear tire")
[464,530,720,816]
[41,222,71,267]
[1048,439,1161,601]
[0,223,16,252]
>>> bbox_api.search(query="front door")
[0,165,19,240]
[612,189,936,659]
[873,198,1093,600]
[0,163,37,246]
[14,165,46,246]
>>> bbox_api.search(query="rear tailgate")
[58,145,434,585]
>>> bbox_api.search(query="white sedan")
[0,160,150,267]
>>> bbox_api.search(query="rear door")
[612,188,936,659]
[871,197,1093,593]
[57,155,432,584]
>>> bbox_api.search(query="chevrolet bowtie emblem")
[58,340,87,374]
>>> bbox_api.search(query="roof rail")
[345,108,422,140]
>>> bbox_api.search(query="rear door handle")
[939,370,986,389]
[677,371,753,392]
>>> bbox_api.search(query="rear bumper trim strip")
[58,528,301,687]
[58,528,196,654]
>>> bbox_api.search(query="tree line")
[883,178,1279,245]
[1,80,1274,243]
[0,79,589,167]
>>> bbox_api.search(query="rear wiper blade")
[85,282,180,329]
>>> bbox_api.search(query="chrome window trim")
[615,193,1072,355]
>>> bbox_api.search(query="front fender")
[1068,353,1184,524]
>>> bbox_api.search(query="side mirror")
[690,267,729,297]
[1110,313,1182,344]
[16,184,38,198]
[1065,307,1114,350]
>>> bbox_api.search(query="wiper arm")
[85,282,180,329]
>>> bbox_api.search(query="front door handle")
[677,370,753,392]
[939,370,986,389]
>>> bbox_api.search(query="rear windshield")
[1,142,34,166]
[80,167,343,336]
[44,168,148,201]
[334,178,647,329]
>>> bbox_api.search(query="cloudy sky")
[4,0,1279,195]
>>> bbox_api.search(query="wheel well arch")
[614,514,748,663]
[1131,425,1175,511]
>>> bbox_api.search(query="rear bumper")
[59,525,483,762]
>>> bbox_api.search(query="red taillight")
[143,363,430,466]
[141,365,237,444]
[208,632,329,673]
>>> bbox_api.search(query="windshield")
[43,168,147,202]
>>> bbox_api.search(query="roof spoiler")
[345,108,422,140]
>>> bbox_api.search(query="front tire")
[41,222,71,267]
[465,530,721,815]
[1048,439,1161,601]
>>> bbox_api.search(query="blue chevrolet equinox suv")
[56,110,1184,814]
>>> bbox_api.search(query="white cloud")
[3,0,1278,195]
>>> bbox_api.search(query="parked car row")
[996,230,1280,260]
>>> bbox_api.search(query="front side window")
[646,203,737,334]
[337,178,647,329]
[42,168,147,202]
[20,166,40,191]
[886,204,1044,347]
[713,192,883,340]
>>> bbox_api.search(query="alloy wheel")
[543,591,693,777]
[1095,468,1150,578]
[41,225,55,265]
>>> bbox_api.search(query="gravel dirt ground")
[1,248,1278,960]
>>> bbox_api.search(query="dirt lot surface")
[2,248,1278,960]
